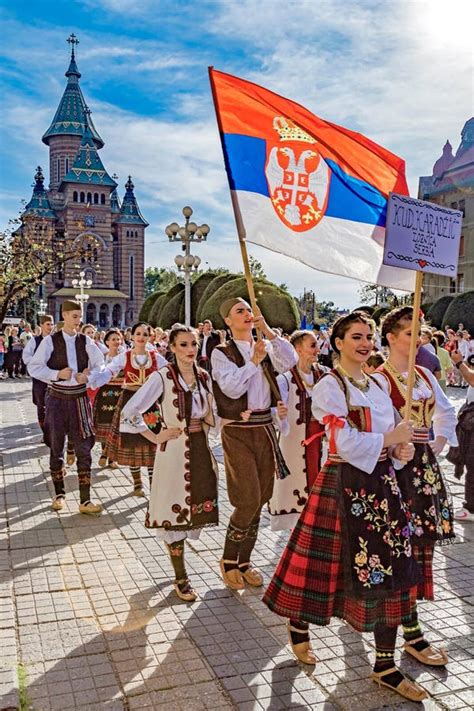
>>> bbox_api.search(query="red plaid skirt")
[104,390,156,468]
[262,462,418,632]
[412,543,434,600]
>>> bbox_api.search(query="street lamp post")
[38,299,47,316]
[165,207,210,327]
[71,270,93,321]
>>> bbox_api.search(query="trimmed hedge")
[200,276,299,332]
[148,283,184,327]
[139,291,164,322]
[352,305,375,315]
[442,291,474,332]
[371,306,390,325]
[159,288,185,329]
[426,295,455,329]
[190,272,219,326]
[196,274,237,323]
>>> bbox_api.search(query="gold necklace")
[384,360,421,389]
[336,364,370,392]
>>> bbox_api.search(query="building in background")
[418,118,474,303]
[19,34,147,327]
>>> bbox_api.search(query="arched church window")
[87,192,92,204]
[101,194,106,205]
[94,193,99,204]
[57,159,60,182]
[93,248,98,263]
[80,192,85,203]
[126,230,129,237]
[65,158,69,174]
[73,191,78,202]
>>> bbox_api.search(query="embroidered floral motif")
[344,483,413,580]
[191,499,218,515]
[353,537,392,587]
[143,409,161,427]
[119,411,143,428]
[412,453,442,496]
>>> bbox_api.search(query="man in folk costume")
[269,330,329,530]
[211,297,297,589]
[28,300,104,514]
[23,314,54,434]
[197,319,221,373]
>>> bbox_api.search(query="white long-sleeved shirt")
[89,349,168,389]
[119,369,210,434]
[22,335,40,366]
[27,332,105,387]
[210,336,297,410]
[372,366,457,445]
[312,373,396,474]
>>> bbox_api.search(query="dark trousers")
[44,393,94,488]
[5,351,21,377]
[465,461,474,513]
[32,379,47,429]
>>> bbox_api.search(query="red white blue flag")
[209,68,415,291]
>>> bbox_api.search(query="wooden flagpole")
[404,270,423,422]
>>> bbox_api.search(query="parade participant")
[91,322,166,496]
[211,297,297,590]
[120,325,219,601]
[197,319,220,372]
[23,315,54,433]
[263,312,427,702]
[93,329,122,469]
[450,352,474,522]
[374,306,456,667]
[269,330,328,531]
[28,300,104,514]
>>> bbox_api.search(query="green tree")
[144,267,182,297]
[315,300,339,324]
[248,256,267,280]
[358,283,397,307]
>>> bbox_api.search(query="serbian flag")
[209,68,415,291]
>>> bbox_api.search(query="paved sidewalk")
[0,379,473,711]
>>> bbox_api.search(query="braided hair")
[330,311,372,355]
[380,306,413,347]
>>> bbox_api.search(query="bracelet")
[455,360,463,370]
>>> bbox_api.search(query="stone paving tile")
[1,379,473,710]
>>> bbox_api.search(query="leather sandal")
[286,621,317,665]
[371,667,428,702]
[66,452,76,466]
[131,488,146,497]
[239,563,263,587]
[173,578,198,602]
[404,638,448,666]
[219,559,244,590]
[98,454,107,467]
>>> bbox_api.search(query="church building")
[418,118,474,302]
[21,34,147,327]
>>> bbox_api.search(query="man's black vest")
[212,339,280,420]
[46,331,88,372]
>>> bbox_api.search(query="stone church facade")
[418,118,474,303]
[21,34,147,327]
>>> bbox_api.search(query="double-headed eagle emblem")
[265,117,330,232]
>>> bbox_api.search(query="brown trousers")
[221,425,275,530]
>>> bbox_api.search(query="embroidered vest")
[123,350,158,387]
[378,364,435,428]
[212,339,280,420]
[46,331,88,372]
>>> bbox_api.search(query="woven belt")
[412,427,430,443]
[48,383,87,399]
[187,418,203,433]
[328,447,389,464]
[229,408,273,427]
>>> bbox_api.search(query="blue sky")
[1,0,472,308]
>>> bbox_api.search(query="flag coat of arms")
[209,68,415,291]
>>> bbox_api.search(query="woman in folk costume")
[92,329,122,470]
[373,306,456,667]
[269,330,329,531]
[91,322,167,496]
[119,325,219,602]
[263,312,429,703]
